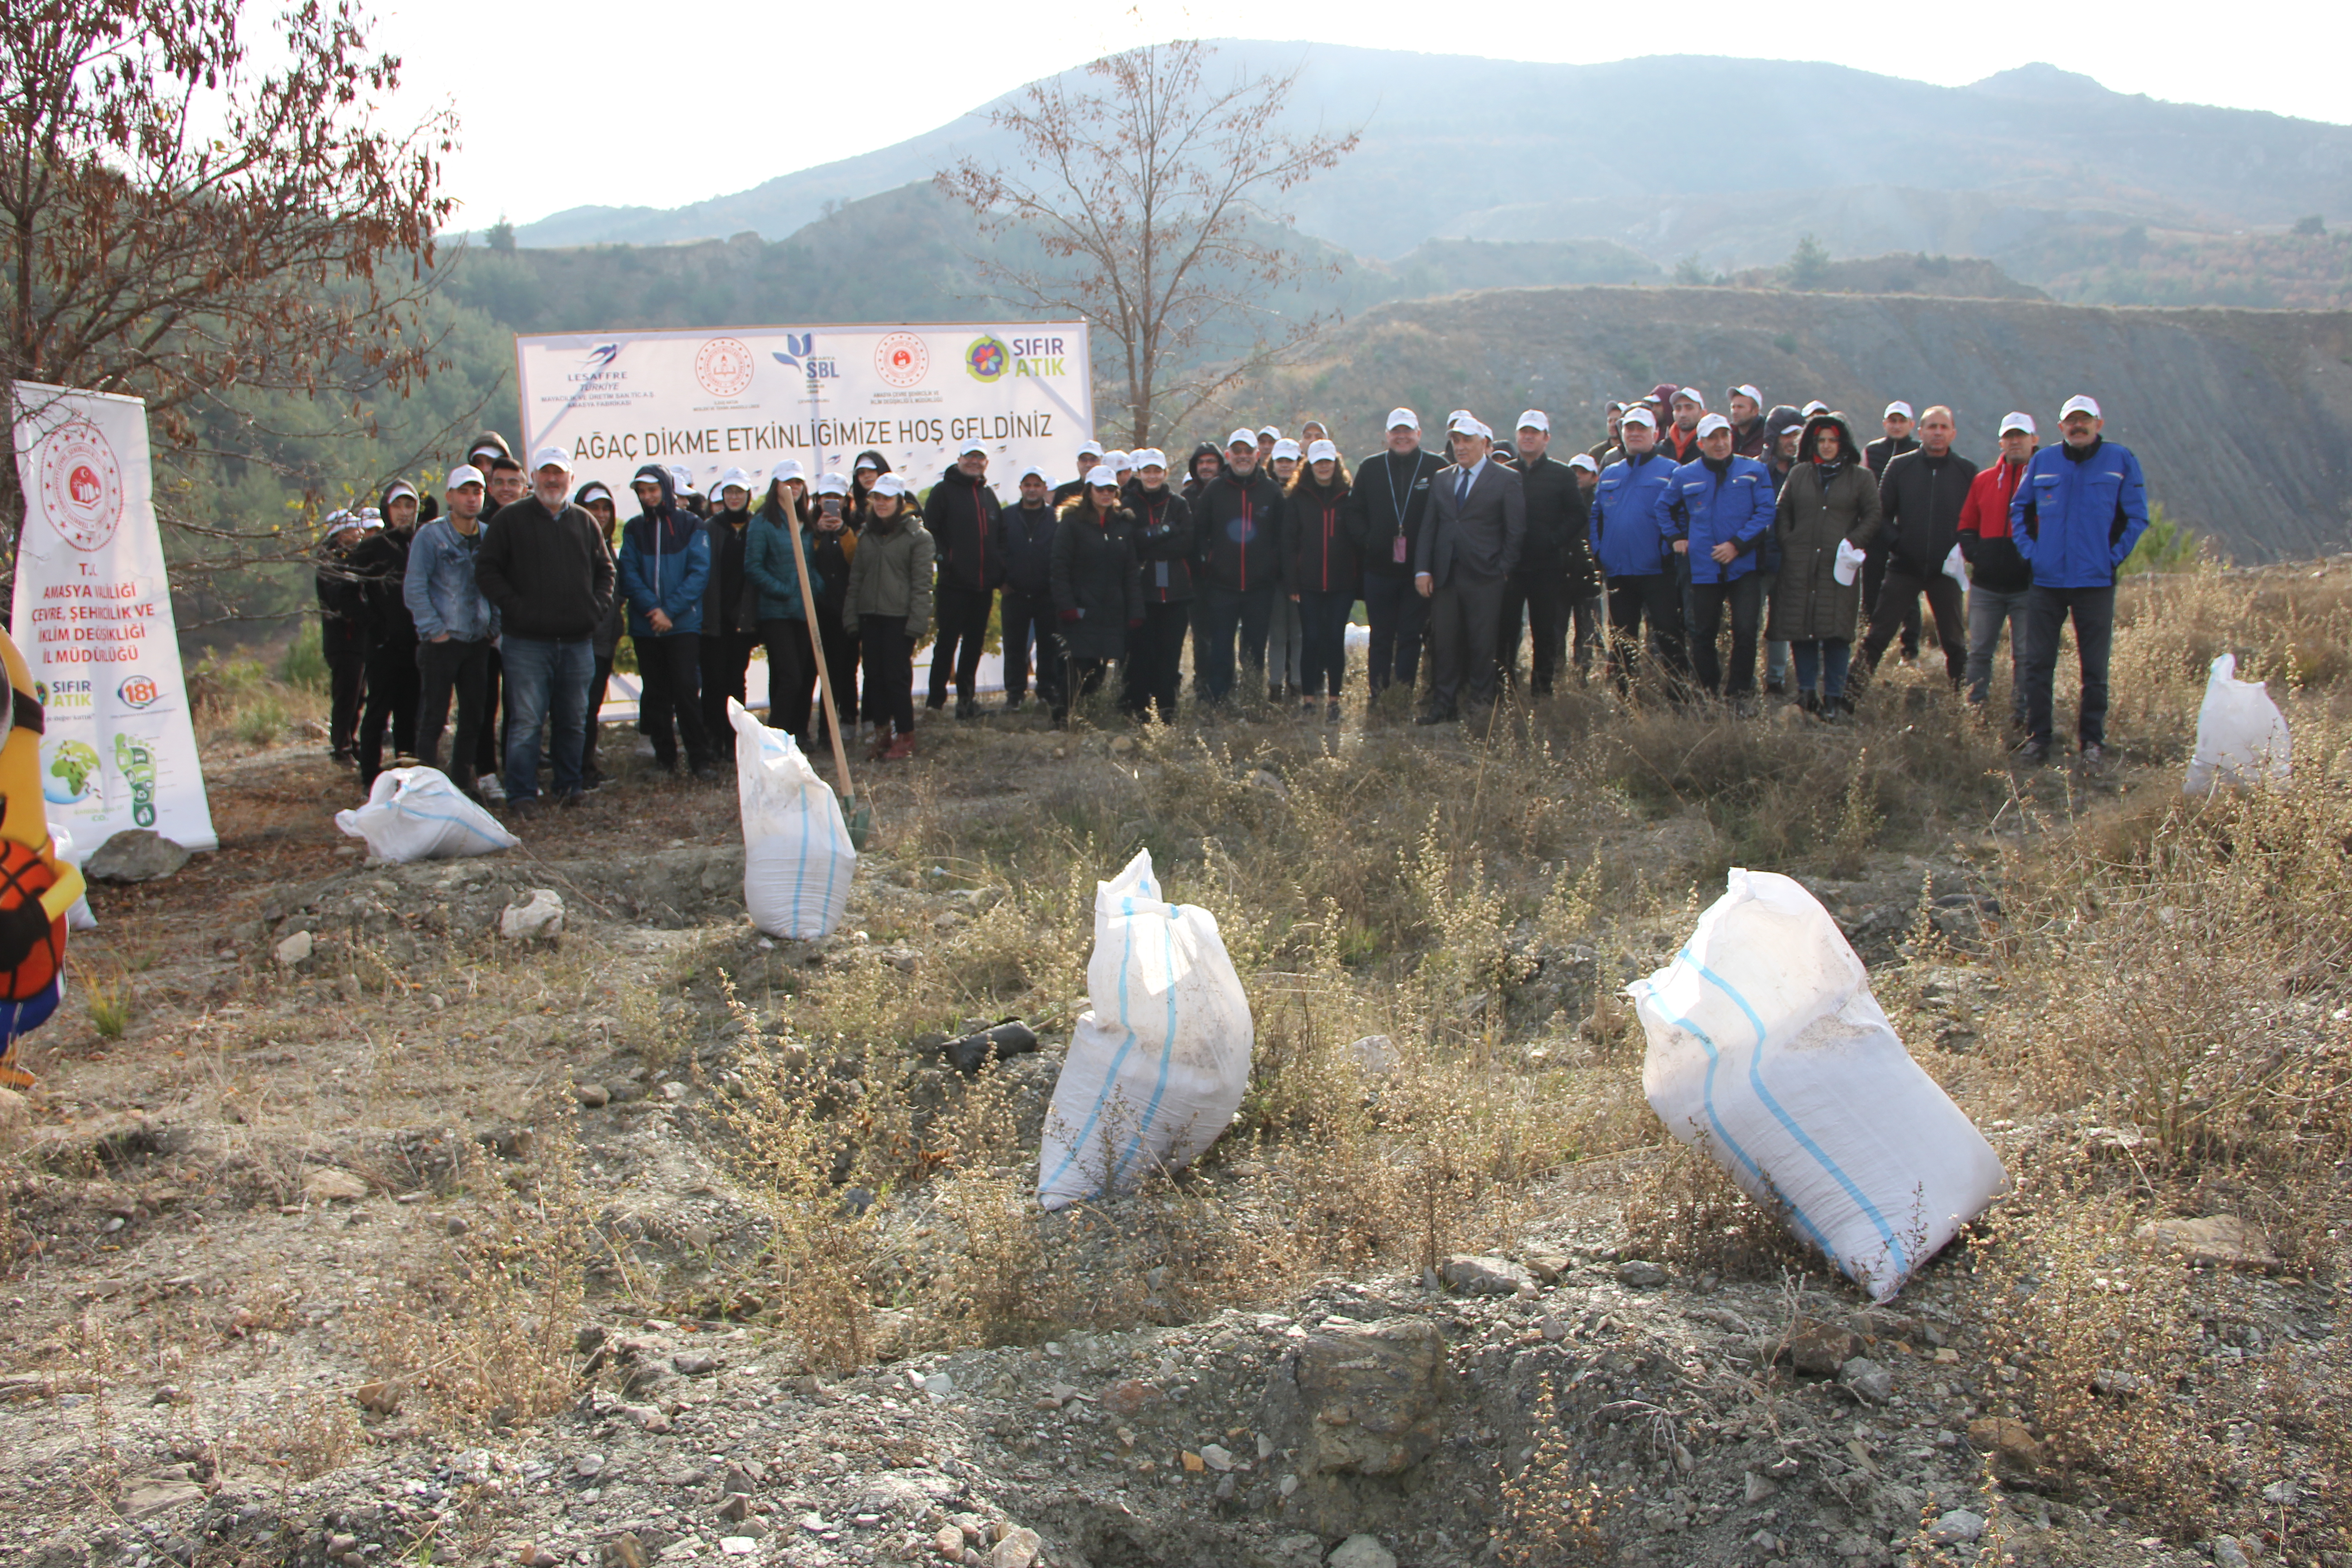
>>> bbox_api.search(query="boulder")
[2134,1215,2279,1271]
[500,888,565,941]
[84,830,191,884]
[1440,1254,1535,1296]
[1260,1315,1445,1488]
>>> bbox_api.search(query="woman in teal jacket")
[744,473,823,746]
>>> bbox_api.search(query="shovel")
[784,509,870,849]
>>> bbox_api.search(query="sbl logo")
[772,333,838,380]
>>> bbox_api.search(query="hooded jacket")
[742,500,822,624]
[1179,443,1224,508]
[1515,453,1596,594]
[1730,413,1769,461]
[1342,446,1447,581]
[576,481,627,658]
[702,504,760,635]
[1588,448,1680,579]
[1955,456,2033,593]
[1864,432,1917,478]
[474,481,612,642]
[2009,435,2150,589]
[1122,482,1195,604]
[348,482,424,648]
[1769,414,1883,642]
[1877,446,1980,578]
[842,504,934,637]
[1283,471,1358,595]
[616,464,712,638]
[1669,454,1775,585]
[1049,500,1145,660]
[1193,464,1285,593]
[926,466,1008,593]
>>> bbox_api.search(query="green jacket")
[842,511,934,638]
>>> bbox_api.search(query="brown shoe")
[882,732,916,762]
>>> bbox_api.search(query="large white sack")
[730,700,854,939]
[2185,652,2290,794]
[1629,869,2006,1301]
[334,767,519,862]
[1038,850,1253,1210]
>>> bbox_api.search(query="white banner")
[10,382,218,855]
[514,321,1096,505]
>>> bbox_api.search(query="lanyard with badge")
[1384,453,1415,564]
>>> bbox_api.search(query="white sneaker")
[477,775,507,803]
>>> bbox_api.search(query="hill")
[1256,285,2352,561]
[507,48,2352,283]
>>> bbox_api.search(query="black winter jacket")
[1875,449,1980,578]
[475,495,615,641]
[1123,483,1196,603]
[925,467,1007,592]
[1050,503,1144,660]
[348,524,418,649]
[1342,448,1447,581]
[1001,501,1059,601]
[1193,467,1285,593]
[1516,455,1597,594]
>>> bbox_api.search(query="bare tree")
[937,40,1358,449]
[0,0,460,598]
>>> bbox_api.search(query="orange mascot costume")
[0,627,83,1089]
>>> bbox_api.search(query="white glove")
[1833,539,1867,587]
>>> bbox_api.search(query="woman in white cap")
[573,478,625,788]
[743,460,822,748]
[1285,440,1356,721]
[796,473,862,745]
[1264,437,1307,701]
[1120,450,1194,724]
[842,474,932,760]
[699,467,762,758]
[1048,466,1143,728]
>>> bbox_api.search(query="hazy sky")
[357,0,2352,228]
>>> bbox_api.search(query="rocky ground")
[0,713,2331,1568]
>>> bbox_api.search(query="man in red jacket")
[1955,412,2038,729]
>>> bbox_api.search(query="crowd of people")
[315,382,2150,812]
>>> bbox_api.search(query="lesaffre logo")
[693,337,755,398]
[117,673,161,709]
[964,335,1011,383]
[583,343,620,369]
[874,333,929,388]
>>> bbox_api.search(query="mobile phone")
[821,496,842,519]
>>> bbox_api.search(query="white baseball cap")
[1567,453,1599,475]
[1106,449,1133,469]
[1086,465,1118,489]
[716,466,752,492]
[1017,462,1049,483]
[1452,416,1493,441]
[443,465,484,491]
[1305,439,1338,463]
[1999,412,2037,436]
[1695,413,1731,438]
[854,454,882,472]
[1729,383,1763,405]
[1883,401,1915,421]
[1256,425,1281,441]
[1271,438,1302,461]
[957,439,988,458]
[576,482,614,508]
[1078,439,1105,458]
[1515,410,1550,433]
[667,464,694,493]
[1673,387,1705,407]
[770,459,806,485]
[1619,406,1657,431]
[1802,401,1830,418]
[1386,408,1421,431]
[325,509,363,534]
[1226,428,1257,449]
[1135,449,1167,470]
[2059,394,2102,421]
[814,473,849,496]
[530,445,573,473]
[872,473,909,498]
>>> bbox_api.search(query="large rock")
[1777,1318,1863,1377]
[84,830,191,884]
[1260,1315,1447,1536]
[2134,1215,2279,1271]
[1439,1254,1534,1296]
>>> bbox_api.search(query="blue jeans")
[500,634,594,800]
[1791,638,1852,705]
[1362,572,1428,696]
[1192,582,1275,702]
[2022,583,2116,748]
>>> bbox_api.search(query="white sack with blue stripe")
[730,700,855,940]
[335,766,520,862]
[1631,870,2006,1301]
[1037,849,1253,1210]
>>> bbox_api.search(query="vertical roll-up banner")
[10,382,218,855]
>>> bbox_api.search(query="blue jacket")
[617,463,711,637]
[1669,455,1775,584]
[742,505,820,622]
[2008,437,2149,589]
[1588,450,1679,578]
[402,516,499,642]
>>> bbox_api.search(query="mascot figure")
[0,628,82,1090]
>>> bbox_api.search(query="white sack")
[1630,869,2006,1301]
[2185,653,2291,794]
[1833,539,1867,587]
[1038,850,1253,1210]
[730,700,854,939]
[333,767,519,863]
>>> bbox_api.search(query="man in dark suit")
[1414,416,1525,725]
